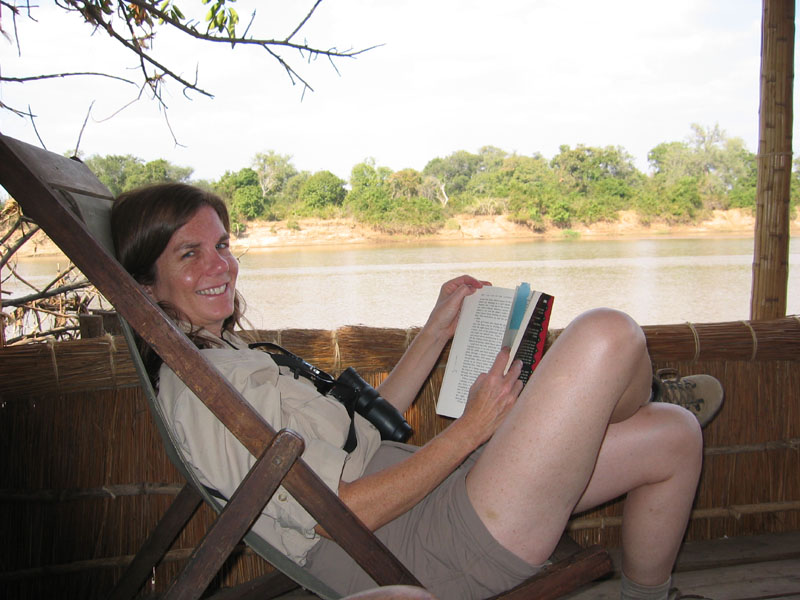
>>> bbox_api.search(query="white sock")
[620,573,672,600]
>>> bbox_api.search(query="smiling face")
[147,205,239,337]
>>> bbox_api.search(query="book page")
[436,286,515,418]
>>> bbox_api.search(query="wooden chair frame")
[0,133,612,600]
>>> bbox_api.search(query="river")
[5,236,799,332]
[233,236,799,330]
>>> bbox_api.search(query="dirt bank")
[231,209,798,251]
[13,209,800,257]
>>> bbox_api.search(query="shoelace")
[660,379,704,411]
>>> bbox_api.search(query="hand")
[425,275,491,340]
[459,347,523,445]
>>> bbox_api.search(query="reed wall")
[0,317,798,598]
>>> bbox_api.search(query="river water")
[233,236,799,330]
[5,236,799,332]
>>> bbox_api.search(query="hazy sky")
[0,0,785,184]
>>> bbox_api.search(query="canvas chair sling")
[0,133,612,600]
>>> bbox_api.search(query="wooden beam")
[751,0,795,320]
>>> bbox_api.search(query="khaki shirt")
[157,332,382,565]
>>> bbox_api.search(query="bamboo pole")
[751,0,795,320]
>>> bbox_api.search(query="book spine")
[514,293,554,385]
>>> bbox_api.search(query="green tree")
[84,154,143,196]
[477,145,508,172]
[388,169,424,200]
[648,141,698,183]
[422,150,482,200]
[214,167,264,224]
[504,155,562,228]
[125,159,193,190]
[252,152,298,198]
[728,152,758,209]
[346,159,393,215]
[347,160,442,233]
[84,154,192,194]
[270,171,310,220]
[550,144,640,223]
[299,171,346,215]
[232,185,266,221]
[688,123,750,208]
[647,124,754,213]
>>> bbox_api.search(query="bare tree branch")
[287,0,323,43]
[4,261,40,293]
[41,264,78,294]
[28,103,47,149]
[1,72,137,85]
[0,224,40,271]
[72,100,94,156]
[2,280,91,309]
[0,217,23,248]
[3,0,380,148]
[0,99,31,118]
[6,326,80,345]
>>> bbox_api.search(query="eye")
[216,240,230,250]
[181,250,196,259]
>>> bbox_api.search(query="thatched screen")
[0,317,798,598]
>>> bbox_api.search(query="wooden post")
[751,0,795,320]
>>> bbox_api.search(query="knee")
[567,308,646,364]
[649,403,704,472]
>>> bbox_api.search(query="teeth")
[197,284,226,296]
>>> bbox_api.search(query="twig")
[287,0,323,43]
[5,325,80,345]
[0,224,40,271]
[1,280,91,308]
[73,100,95,157]
[28,104,46,149]
[1,72,137,85]
[12,305,81,321]
[42,265,77,294]
[4,262,40,293]
[0,217,22,247]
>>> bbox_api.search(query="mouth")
[196,283,228,296]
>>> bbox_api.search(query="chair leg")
[109,484,203,600]
[162,430,305,600]
[203,570,300,600]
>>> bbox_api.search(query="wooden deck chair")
[0,133,612,600]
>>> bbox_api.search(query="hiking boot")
[652,368,724,427]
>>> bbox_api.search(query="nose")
[205,249,230,275]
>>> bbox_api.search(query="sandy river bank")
[14,209,800,257]
[230,209,798,251]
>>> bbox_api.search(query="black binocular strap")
[248,344,359,453]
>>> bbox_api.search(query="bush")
[299,171,346,213]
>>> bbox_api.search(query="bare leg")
[465,307,700,584]
[574,402,702,584]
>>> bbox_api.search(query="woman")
[111,183,719,600]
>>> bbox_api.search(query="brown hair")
[111,183,246,382]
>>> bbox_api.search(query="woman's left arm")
[377,275,489,413]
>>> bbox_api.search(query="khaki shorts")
[305,442,541,600]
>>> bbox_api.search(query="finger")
[489,346,512,375]
[451,274,489,291]
[506,358,523,380]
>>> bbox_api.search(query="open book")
[436,283,554,418]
